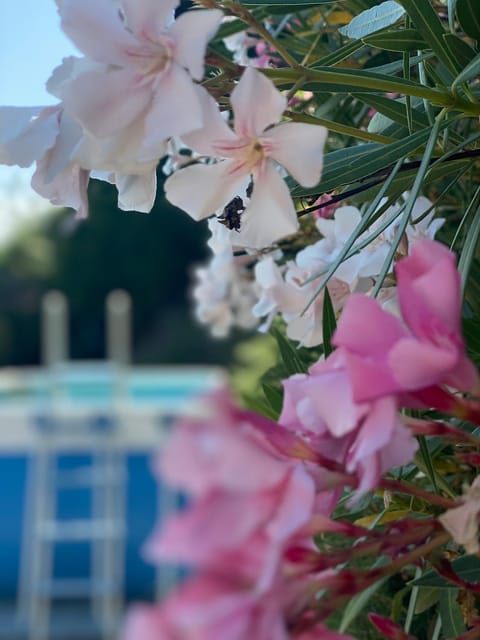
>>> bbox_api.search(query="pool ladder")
[18,413,126,640]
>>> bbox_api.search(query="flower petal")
[164,160,248,221]
[42,111,83,183]
[169,9,223,80]
[115,171,157,213]
[62,68,151,138]
[121,0,178,37]
[0,106,59,168]
[266,122,327,187]
[60,0,136,65]
[32,160,90,219]
[231,67,286,138]
[142,65,203,155]
[235,162,298,248]
[181,85,237,156]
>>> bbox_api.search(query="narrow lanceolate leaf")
[240,0,339,4]
[456,0,480,40]
[363,28,426,52]
[396,0,460,74]
[294,127,432,196]
[452,52,480,94]
[439,589,467,639]
[443,34,477,69]
[410,556,480,588]
[272,329,308,375]
[339,1,405,39]
[261,382,283,419]
[321,288,336,358]
[265,67,448,103]
[356,94,430,130]
[447,0,457,31]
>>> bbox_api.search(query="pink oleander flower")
[122,573,333,640]
[55,0,222,158]
[146,391,318,588]
[279,350,417,496]
[165,66,328,248]
[333,239,478,404]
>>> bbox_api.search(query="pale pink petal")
[62,68,151,137]
[46,56,99,101]
[307,370,363,437]
[348,396,398,465]
[41,112,83,183]
[60,0,136,65]
[265,122,327,187]
[266,466,315,541]
[333,294,407,357]
[444,354,479,393]
[115,171,157,212]
[32,161,90,219]
[396,241,461,337]
[389,338,458,390]
[231,67,286,138]
[143,65,203,153]
[164,160,249,221]
[181,85,237,156]
[121,0,178,37]
[121,604,173,640]
[235,161,298,248]
[0,106,59,168]
[170,9,223,80]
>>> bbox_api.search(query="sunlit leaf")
[339,1,405,39]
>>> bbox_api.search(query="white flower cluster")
[192,219,259,337]
[190,194,443,343]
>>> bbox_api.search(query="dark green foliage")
[0,174,240,365]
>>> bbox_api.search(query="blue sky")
[0,1,77,106]
[0,1,77,243]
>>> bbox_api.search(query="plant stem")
[380,478,456,509]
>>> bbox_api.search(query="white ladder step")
[37,519,124,541]
[55,466,124,489]
[36,578,121,599]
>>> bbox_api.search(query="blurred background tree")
[0,170,243,366]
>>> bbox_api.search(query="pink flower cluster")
[123,393,351,639]
[121,239,478,639]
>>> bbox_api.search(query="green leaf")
[396,0,460,74]
[322,287,336,358]
[457,186,480,292]
[265,66,448,102]
[463,318,480,359]
[411,555,480,587]
[240,0,340,4]
[414,587,441,614]
[339,1,405,39]
[443,34,477,70]
[358,94,430,130]
[447,0,458,32]
[456,0,480,40]
[439,589,466,639]
[293,127,433,196]
[363,28,426,52]
[271,329,308,375]
[453,52,480,94]
[339,558,390,632]
[261,382,283,418]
